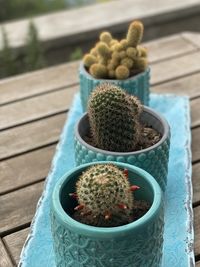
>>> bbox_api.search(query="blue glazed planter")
[74,107,170,191]
[51,161,164,267]
[79,62,150,111]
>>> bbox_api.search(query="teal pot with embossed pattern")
[74,107,170,191]
[51,161,164,267]
[79,63,150,112]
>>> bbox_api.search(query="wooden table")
[0,32,200,267]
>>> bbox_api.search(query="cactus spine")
[74,164,135,227]
[83,21,148,80]
[88,83,142,152]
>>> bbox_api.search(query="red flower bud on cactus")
[130,185,140,191]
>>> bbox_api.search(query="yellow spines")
[137,46,148,57]
[113,43,123,52]
[89,63,107,79]
[120,39,128,49]
[83,54,98,68]
[121,57,134,69]
[126,47,137,59]
[83,20,148,79]
[134,57,148,72]
[100,31,112,45]
[90,48,98,56]
[108,69,115,79]
[126,20,144,47]
[96,42,111,59]
[119,51,126,59]
[115,65,130,80]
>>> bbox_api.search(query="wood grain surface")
[0,32,199,266]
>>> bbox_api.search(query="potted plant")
[74,84,170,191]
[51,161,164,267]
[79,20,150,111]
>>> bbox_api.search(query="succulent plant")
[88,83,142,152]
[72,164,139,227]
[83,20,148,80]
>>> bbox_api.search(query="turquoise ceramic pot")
[79,62,150,111]
[51,161,164,267]
[74,107,170,191]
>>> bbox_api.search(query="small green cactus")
[74,164,135,227]
[83,20,147,79]
[88,83,142,152]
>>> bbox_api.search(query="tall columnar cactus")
[83,20,148,80]
[126,21,144,47]
[74,164,136,227]
[88,83,142,152]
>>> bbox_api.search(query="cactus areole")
[83,20,148,80]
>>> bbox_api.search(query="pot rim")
[52,161,162,238]
[79,61,150,82]
[75,106,170,156]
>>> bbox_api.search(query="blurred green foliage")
[0,27,17,78]
[25,21,46,71]
[0,0,66,22]
[69,47,83,61]
[0,21,46,78]
[0,0,111,23]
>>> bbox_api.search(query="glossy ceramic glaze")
[79,62,150,111]
[51,161,164,267]
[74,107,170,191]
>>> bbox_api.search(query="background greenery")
[0,0,110,79]
[0,0,110,22]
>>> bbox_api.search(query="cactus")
[115,65,130,79]
[83,54,97,68]
[126,21,144,47]
[100,31,112,45]
[83,20,147,79]
[89,63,107,79]
[74,164,136,227]
[88,83,142,152]
[96,42,111,60]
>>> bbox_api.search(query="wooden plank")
[151,51,200,85]
[146,35,196,63]
[0,239,13,267]
[0,34,197,106]
[0,113,66,161]
[192,163,200,204]
[191,98,200,128]
[152,72,200,98]
[0,145,55,195]
[1,85,199,132]
[0,182,43,235]
[182,32,200,48]
[0,62,78,106]
[196,261,200,267]
[1,0,200,50]
[194,205,200,256]
[192,127,200,163]
[3,204,200,265]
[3,228,29,266]
[0,86,78,130]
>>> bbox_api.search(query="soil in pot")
[73,199,150,227]
[84,123,161,152]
